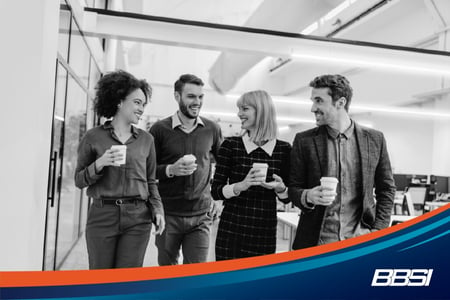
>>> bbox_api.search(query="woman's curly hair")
[94,70,152,118]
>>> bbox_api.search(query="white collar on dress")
[242,134,276,156]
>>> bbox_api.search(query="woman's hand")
[95,148,124,172]
[233,168,266,195]
[261,174,286,193]
[154,214,165,235]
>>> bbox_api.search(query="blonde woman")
[211,90,291,260]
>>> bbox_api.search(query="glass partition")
[43,62,67,270]
[44,1,99,270]
[54,74,88,269]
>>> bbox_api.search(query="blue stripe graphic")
[399,229,450,251]
[1,208,448,300]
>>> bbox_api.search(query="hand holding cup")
[95,145,126,172]
[110,145,127,166]
[170,154,197,176]
[306,177,338,206]
[261,174,286,193]
[233,166,267,195]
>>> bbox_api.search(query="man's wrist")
[94,160,103,174]
[306,192,313,205]
[275,186,287,194]
[166,164,175,178]
[302,190,315,209]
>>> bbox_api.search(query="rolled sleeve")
[148,190,164,218]
[86,162,103,182]
[146,137,164,218]
[222,183,239,199]
[75,137,103,189]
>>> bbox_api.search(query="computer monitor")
[431,175,449,194]
[407,174,428,184]
[393,174,409,191]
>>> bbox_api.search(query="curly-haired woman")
[75,70,164,269]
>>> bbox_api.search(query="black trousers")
[85,200,152,269]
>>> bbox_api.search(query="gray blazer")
[288,123,395,249]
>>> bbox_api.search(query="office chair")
[402,186,428,216]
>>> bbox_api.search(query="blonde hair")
[237,90,278,143]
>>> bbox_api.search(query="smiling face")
[310,87,340,127]
[237,104,257,132]
[116,88,147,124]
[176,83,203,119]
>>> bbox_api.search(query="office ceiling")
[93,0,450,125]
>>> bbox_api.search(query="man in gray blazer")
[289,74,395,250]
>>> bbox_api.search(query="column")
[0,0,60,270]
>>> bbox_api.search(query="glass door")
[43,62,90,270]
[54,73,88,269]
[43,1,99,270]
[43,62,68,270]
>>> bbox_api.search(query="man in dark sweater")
[149,74,223,265]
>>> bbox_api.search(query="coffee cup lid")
[320,177,338,183]
[252,163,268,167]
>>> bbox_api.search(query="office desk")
[390,215,415,226]
[424,201,450,212]
[277,212,300,251]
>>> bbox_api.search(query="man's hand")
[169,157,197,176]
[306,185,337,206]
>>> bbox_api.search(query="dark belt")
[95,198,145,206]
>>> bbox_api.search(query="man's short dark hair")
[94,70,151,118]
[309,74,353,111]
[174,74,204,95]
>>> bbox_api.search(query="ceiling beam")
[82,8,450,77]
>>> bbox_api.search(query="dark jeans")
[85,200,152,269]
[155,213,212,265]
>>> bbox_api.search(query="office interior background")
[0,0,449,271]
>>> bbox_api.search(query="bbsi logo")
[371,269,433,286]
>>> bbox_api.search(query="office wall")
[431,95,450,176]
[0,0,59,270]
[361,116,434,175]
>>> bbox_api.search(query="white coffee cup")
[320,177,339,192]
[182,154,196,165]
[111,145,127,166]
[252,163,269,181]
